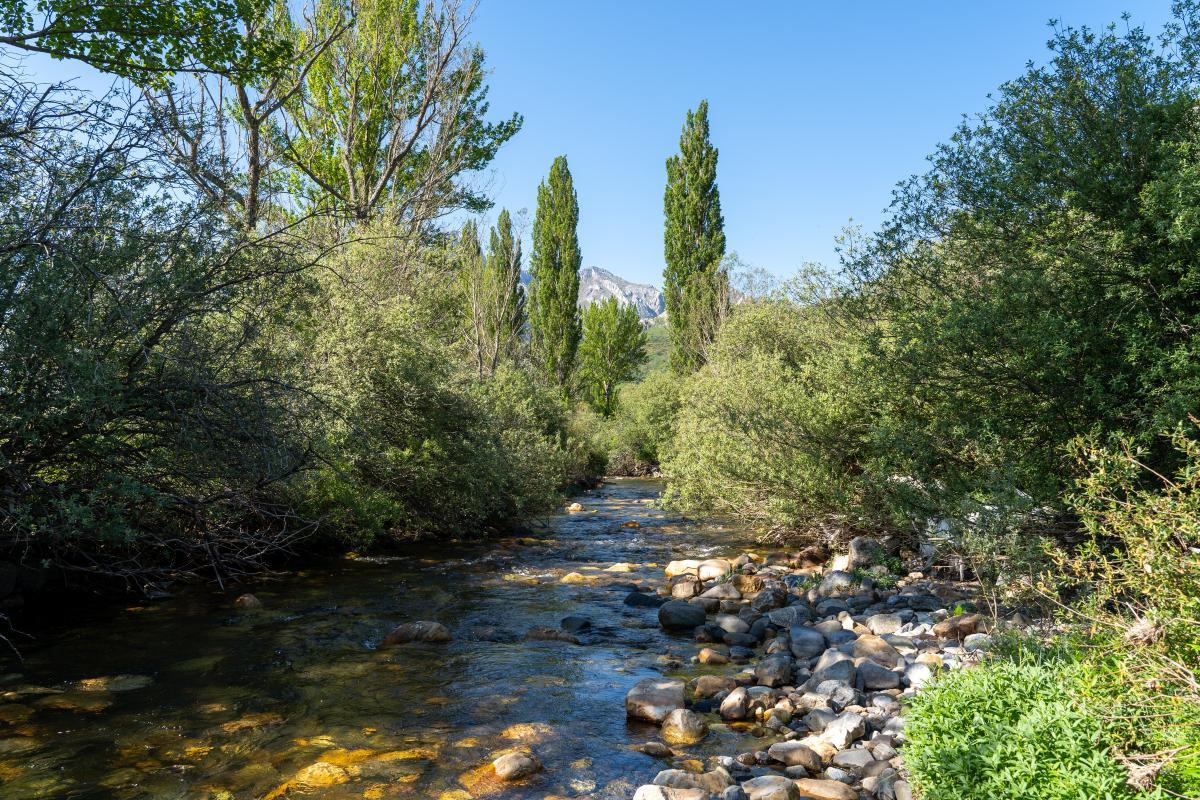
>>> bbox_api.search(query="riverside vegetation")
[1,2,1199,799]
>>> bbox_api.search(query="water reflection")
[0,479,761,799]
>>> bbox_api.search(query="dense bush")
[905,643,1154,800]
[600,369,683,475]
[661,298,881,532]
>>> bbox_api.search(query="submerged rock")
[492,751,541,781]
[382,621,452,645]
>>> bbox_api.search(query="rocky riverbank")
[616,537,1002,800]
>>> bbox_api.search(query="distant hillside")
[521,266,666,321]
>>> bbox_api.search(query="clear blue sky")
[21,1,1177,286]
[468,1,1175,285]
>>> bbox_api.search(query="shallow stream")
[0,478,762,799]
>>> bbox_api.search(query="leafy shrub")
[905,645,1156,800]
[661,298,882,530]
[602,369,684,475]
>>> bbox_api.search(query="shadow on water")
[0,478,763,799]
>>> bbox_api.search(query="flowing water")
[0,478,764,800]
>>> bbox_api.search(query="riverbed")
[0,478,763,799]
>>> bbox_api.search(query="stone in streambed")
[626,678,686,723]
[524,626,580,644]
[382,621,451,645]
[658,600,706,631]
[789,626,827,659]
[492,751,540,781]
[234,593,262,610]
[653,767,735,794]
[626,590,667,608]
[660,708,707,744]
[794,777,859,800]
[740,774,800,800]
[698,647,729,665]
[766,741,821,771]
[634,786,709,800]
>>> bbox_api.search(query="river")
[0,478,764,799]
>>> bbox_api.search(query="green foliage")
[906,647,1155,800]
[279,0,521,220]
[577,298,647,416]
[0,83,312,580]
[845,10,1200,513]
[294,233,569,546]
[601,369,684,475]
[663,100,727,373]
[0,0,291,82]
[528,155,582,386]
[662,296,882,530]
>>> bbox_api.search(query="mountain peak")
[577,266,664,320]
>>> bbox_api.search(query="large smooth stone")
[493,751,540,780]
[665,560,702,578]
[821,712,866,750]
[857,660,900,689]
[658,600,707,631]
[841,634,901,668]
[653,767,735,794]
[794,778,859,800]
[846,536,885,570]
[768,605,813,627]
[634,787,709,800]
[741,775,800,800]
[713,614,750,634]
[697,559,733,581]
[660,708,708,745]
[789,626,827,659]
[812,649,855,685]
[766,741,821,771]
[719,686,750,720]
[626,678,686,723]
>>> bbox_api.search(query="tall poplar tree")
[484,208,525,368]
[664,100,728,373]
[529,156,581,386]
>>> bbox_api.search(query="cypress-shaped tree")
[663,100,728,373]
[484,208,525,368]
[529,156,581,386]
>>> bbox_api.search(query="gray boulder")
[659,600,707,631]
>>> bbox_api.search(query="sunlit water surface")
[0,479,764,799]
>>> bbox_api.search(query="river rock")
[671,577,703,598]
[234,593,262,610]
[865,613,903,635]
[698,647,729,665]
[660,708,708,744]
[933,612,981,639]
[701,583,742,600]
[832,748,876,770]
[842,634,901,668]
[665,560,702,578]
[794,778,858,800]
[566,502,585,513]
[698,559,733,581]
[964,632,992,652]
[493,751,541,780]
[561,615,591,632]
[658,600,706,631]
[767,605,812,627]
[766,740,821,771]
[692,674,737,698]
[822,712,866,749]
[653,767,735,794]
[857,659,900,689]
[755,654,794,688]
[904,662,934,688]
[812,650,855,685]
[714,614,750,634]
[626,590,667,608]
[741,774,800,800]
[789,626,827,659]
[847,536,885,570]
[626,678,686,723]
[720,686,750,720]
[751,583,790,611]
[633,786,709,800]
[817,571,856,597]
[382,621,452,645]
[732,573,765,593]
[524,626,580,644]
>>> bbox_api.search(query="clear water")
[0,478,763,799]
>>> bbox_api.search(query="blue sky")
[22,1,1177,286]
[468,1,1175,285]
